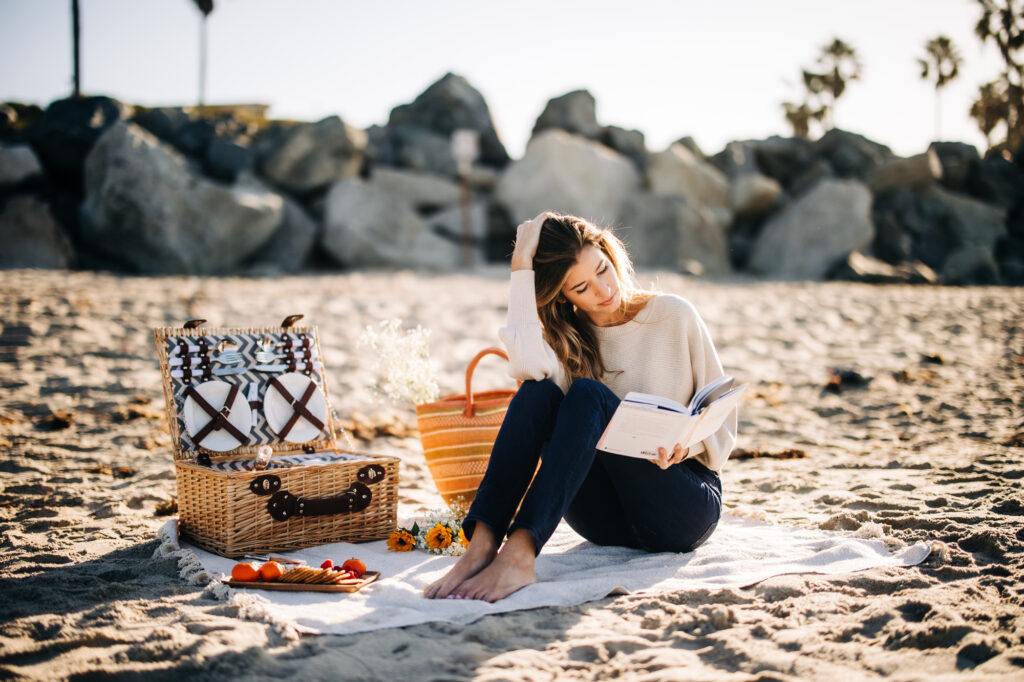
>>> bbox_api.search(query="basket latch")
[281,314,304,329]
[184,319,207,329]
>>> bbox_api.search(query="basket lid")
[153,316,338,462]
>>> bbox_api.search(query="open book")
[597,375,745,459]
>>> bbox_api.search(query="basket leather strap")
[185,384,247,445]
[266,482,372,521]
[268,377,325,439]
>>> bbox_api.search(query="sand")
[0,267,1022,681]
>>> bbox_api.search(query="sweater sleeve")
[497,270,569,392]
[686,304,738,472]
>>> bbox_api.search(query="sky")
[0,0,1007,159]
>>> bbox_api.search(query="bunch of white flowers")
[358,318,440,406]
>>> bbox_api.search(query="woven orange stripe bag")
[416,347,519,508]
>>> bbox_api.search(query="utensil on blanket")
[253,361,322,373]
[212,350,243,365]
[211,340,244,366]
[243,553,305,565]
[255,348,318,364]
[212,366,247,376]
[258,336,284,352]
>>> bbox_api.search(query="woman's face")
[561,244,623,326]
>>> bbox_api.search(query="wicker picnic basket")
[416,347,519,508]
[154,316,399,558]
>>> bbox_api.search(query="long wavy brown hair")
[532,214,654,382]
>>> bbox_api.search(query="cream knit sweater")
[498,270,738,472]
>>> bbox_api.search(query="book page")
[597,404,694,458]
[681,385,745,446]
[689,375,735,415]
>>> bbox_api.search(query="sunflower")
[458,527,469,548]
[425,523,454,551]
[386,529,415,552]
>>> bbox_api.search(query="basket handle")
[464,347,517,418]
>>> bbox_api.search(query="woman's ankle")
[466,521,500,554]
[500,528,538,564]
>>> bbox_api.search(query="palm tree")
[192,0,214,113]
[973,0,1023,155]
[806,38,862,130]
[970,81,1010,150]
[782,101,815,139]
[918,35,963,141]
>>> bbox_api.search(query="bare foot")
[451,529,537,602]
[423,523,498,599]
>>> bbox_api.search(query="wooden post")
[71,0,81,97]
[451,130,480,267]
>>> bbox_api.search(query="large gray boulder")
[495,129,641,225]
[81,122,283,274]
[619,193,731,276]
[929,141,979,192]
[966,156,1024,211]
[924,186,1007,253]
[387,73,509,169]
[366,124,458,177]
[709,140,760,178]
[600,125,647,172]
[812,129,893,181]
[729,173,781,217]
[425,201,489,243]
[0,144,44,186]
[29,96,132,189]
[748,179,874,279]
[532,90,602,140]
[867,150,943,193]
[754,136,814,187]
[322,177,464,269]
[256,116,366,194]
[647,144,732,223]
[941,245,1001,285]
[370,168,461,211]
[0,196,74,269]
[244,194,319,273]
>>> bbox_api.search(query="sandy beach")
[1,267,1022,680]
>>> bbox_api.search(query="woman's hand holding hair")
[510,211,552,272]
[651,443,688,470]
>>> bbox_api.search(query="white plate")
[182,380,252,452]
[264,372,328,443]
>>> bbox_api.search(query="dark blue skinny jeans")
[464,378,722,554]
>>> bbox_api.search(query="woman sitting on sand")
[425,212,737,602]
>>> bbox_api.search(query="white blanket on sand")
[156,514,933,636]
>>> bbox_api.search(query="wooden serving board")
[222,570,379,593]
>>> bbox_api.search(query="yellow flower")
[458,527,469,548]
[387,529,415,552]
[425,523,454,551]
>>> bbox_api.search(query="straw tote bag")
[416,347,519,508]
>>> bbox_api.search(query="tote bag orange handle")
[463,347,520,418]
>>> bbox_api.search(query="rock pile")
[1,75,1021,284]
